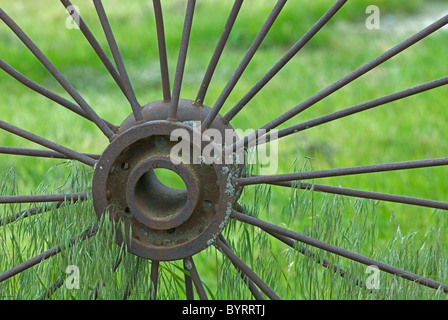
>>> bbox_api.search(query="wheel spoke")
[0,9,116,140]
[195,0,243,106]
[215,235,280,300]
[223,0,347,123]
[184,256,207,300]
[0,225,98,283]
[0,146,100,160]
[183,259,194,300]
[0,120,97,167]
[153,0,171,102]
[218,235,264,300]
[0,193,88,205]
[235,204,365,289]
[231,211,448,294]
[227,13,448,153]
[0,59,118,132]
[235,204,369,293]
[150,260,159,300]
[60,0,129,101]
[236,157,448,186]
[0,202,62,227]
[267,225,365,287]
[261,76,448,145]
[168,0,196,121]
[93,0,143,123]
[201,0,287,131]
[37,278,64,300]
[270,180,448,211]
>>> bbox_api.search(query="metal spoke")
[0,120,97,167]
[0,193,88,205]
[215,235,280,300]
[260,76,448,145]
[269,180,448,211]
[0,225,98,283]
[0,146,100,160]
[231,211,448,294]
[168,0,196,121]
[0,58,118,132]
[93,0,143,123]
[0,9,116,141]
[201,0,287,131]
[195,0,243,106]
[223,0,347,123]
[227,13,448,153]
[37,278,64,300]
[236,157,448,187]
[184,256,207,300]
[266,223,365,287]
[153,0,171,102]
[218,235,264,300]
[235,204,365,289]
[0,202,68,227]
[183,259,194,300]
[150,260,159,300]
[60,0,129,100]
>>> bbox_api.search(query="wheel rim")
[0,0,448,300]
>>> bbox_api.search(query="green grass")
[2,163,448,300]
[1,0,448,299]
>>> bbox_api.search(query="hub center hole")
[134,168,188,221]
[153,168,187,190]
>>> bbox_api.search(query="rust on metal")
[92,100,243,261]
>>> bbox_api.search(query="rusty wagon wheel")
[1,0,448,300]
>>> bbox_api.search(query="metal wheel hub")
[92,100,243,261]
